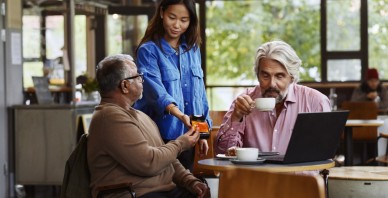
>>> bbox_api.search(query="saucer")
[230,158,266,165]
[216,154,237,160]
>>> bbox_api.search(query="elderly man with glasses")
[87,54,210,198]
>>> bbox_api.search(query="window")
[202,0,387,110]
[23,15,43,88]
[323,0,365,82]
[327,59,361,81]
[326,0,360,51]
[205,0,320,110]
[368,0,388,80]
[107,14,148,56]
[22,14,87,88]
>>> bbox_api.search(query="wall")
[0,0,23,197]
[0,0,6,196]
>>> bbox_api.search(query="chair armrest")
[379,133,388,139]
[96,182,135,198]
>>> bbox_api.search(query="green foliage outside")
[205,0,388,84]
[368,0,388,79]
[206,0,321,85]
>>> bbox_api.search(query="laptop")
[32,76,54,104]
[264,111,349,164]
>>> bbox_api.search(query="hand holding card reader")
[190,115,210,139]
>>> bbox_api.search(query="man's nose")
[269,77,277,87]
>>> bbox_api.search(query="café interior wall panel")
[44,109,75,184]
[14,109,46,184]
[0,0,7,196]
[13,104,95,185]
[5,29,24,106]
[6,0,21,29]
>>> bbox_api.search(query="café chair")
[193,126,221,177]
[341,101,379,141]
[96,182,135,198]
[61,134,136,198]
[209,110,227,126]
[375,133,388,164]
[341,101,379,164]
[193,111,227,177]
[218,168,325,198]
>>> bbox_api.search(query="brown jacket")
[87,103,201,197]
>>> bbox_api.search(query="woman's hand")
[180,114,192,128]
[198,139,209,157]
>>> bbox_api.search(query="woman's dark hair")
[136,0,201,54]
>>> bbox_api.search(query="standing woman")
[135,0,212,171]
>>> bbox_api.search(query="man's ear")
[120,80,129,93]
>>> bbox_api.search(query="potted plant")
[77,75,100,102]
[82,77,99,94]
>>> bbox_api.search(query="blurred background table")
[344,119,384,166]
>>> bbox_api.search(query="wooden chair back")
[209,110,227,126]
[192,126,221,177]
[218,168,325,198]
[61,134,136,198]
[193,111,227,177]
[341,101,379,140]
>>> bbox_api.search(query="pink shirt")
[215,83,331,155]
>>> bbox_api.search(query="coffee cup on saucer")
[236,148,259,161]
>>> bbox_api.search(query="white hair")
[254,40,301,82]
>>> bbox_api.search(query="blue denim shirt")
[134,38,212,140]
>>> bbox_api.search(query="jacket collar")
[160,37,188,56]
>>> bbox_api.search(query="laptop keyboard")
[264,155,285,160]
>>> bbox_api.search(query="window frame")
[198,0,370,85]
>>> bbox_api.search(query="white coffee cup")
[255,98,276,111]
[236,148,259,161]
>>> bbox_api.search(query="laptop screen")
[266,111,349,164]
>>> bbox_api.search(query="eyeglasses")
[122,73,144,83]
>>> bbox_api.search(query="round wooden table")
[199,158,335,197]
[198,158,335,172]
[328,166,388,197]
[344,119,384,166]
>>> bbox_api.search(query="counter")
[11,103,97,185]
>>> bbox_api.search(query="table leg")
[344,127,353,166]
[320,169,330,198]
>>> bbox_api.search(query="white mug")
[236,148,259,161]
[255,98,276,111]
